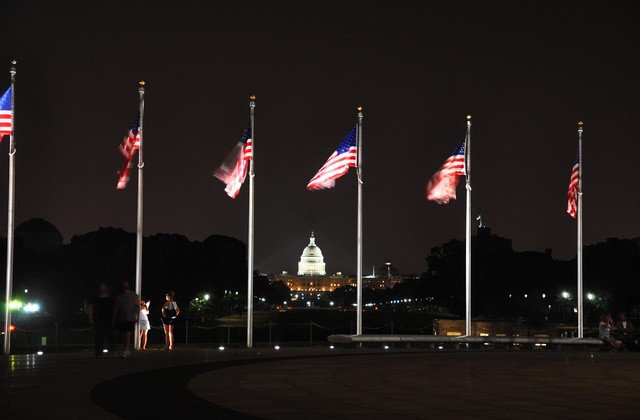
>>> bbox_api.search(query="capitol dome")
[297,232,326,276]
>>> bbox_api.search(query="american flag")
[118,114,141,162]
[214,124,253,199]
[116,115,141,190]
[0,87,12,140]
[307,127,357,190]
[567,153,579,218]
[426,140,466,204]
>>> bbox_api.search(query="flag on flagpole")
[116,115,141,190]
[425,141,466,204]
[567,152,579,218]
[307,127,357,190]
[0,87,12,140]
[214,124,253,198]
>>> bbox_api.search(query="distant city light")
[587,293,595,301]
[384,345,389,350]
[23,302,40,313]
[36,351,43,355]
[274,345,280,350]
[329,301,334,306]
[102,349,109,354]
[562,291,570,299]
[204,294,210,301]
[218,346,225,351]
[542,293,546,298]
[9,300,22,310]
[329,345,335,349]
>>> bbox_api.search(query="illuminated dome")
[297,232,326,276]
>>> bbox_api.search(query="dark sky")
[0,1,638,275]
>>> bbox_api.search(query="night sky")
[0,1,638,275]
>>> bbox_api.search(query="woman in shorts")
[161,291,180,350]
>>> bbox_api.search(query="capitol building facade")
[270,233,402,299]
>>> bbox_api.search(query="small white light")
[102,349,109,353]
[37,351,43,355]
[218,346,225,351]
[438,345,444,350]
[329,345,335,349]
[274,345,280,350]
[384,345,389,350]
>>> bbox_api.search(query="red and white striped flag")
[0,87,12,140]
[214,125,253,198]
[116,115,141,190]
[426,141,466,204]
[307,127,357,190]
[567,154,579,218]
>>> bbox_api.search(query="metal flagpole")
[577,121,584,338]
[356,106,364,335]
[134,81,145,350]
[3,60,16,355]
[465,115,472,336]
[247,95,255,348]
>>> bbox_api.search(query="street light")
[23,303,40,313]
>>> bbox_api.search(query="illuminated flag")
[116,160,133,190]
[118,114,141,162]
[116,115,141,190]
[214,124,253,198]
[567,153,579,218]
[307,127,357,190]
[0,87,12,140]
[426,141,466,204]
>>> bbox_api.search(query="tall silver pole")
[465,115,472,336]
[3,60,16,355]
[247,95,255,348]
[356,107,364,335]
[134,81,145,350]
[577,121,583,338]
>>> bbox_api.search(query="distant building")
[363,260,403,290]
[270,233,403,299]
[272,233,354,298]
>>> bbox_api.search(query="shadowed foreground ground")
[2,347,639,419]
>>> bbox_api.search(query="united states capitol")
[269,232,403,302]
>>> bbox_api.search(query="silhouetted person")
[88,283,114,358]
[161,291,180,350]
[113,281,139,358]
[614,312,636,351]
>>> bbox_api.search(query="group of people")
[598,312,637,351]
[88,281,180,357]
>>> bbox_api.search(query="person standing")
[88,283,114,358]
[139,299,151,350]
[161,291,180,350]
[113,281,139,358]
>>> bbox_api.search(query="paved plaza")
[1,347,639,419]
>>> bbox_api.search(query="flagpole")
[134,81,145,350]
[577,121,583,338]
[465,115,472,337]
[356,106,364,336]
[247,95,255,348]
[3,60,16,355]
